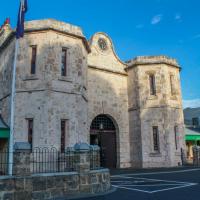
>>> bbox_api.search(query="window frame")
[149,74,156,96]
[30,45,37,75]
[152,126,159,152]
[61,119,67,153]
[61,48,68,77]
[27,118,33,148]
[174,125,179,150]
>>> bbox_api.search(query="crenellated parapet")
[126,55,180,70]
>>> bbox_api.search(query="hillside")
[184,107,200,120]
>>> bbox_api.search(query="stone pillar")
[74,143,91,193]
[13,142,31,176]
[181,147,187,166]
[193,146,200,166]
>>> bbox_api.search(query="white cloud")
[183,99,200,108]
[175,13,182,21]
[192,34,200,40]
[136,24,144,29]
[151,14,163,25]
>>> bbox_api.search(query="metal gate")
[90,115,117,168]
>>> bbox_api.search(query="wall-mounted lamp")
[99,123,104,130]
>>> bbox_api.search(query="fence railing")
[90,146,100,170]
[0,150,9,175]
[0,146,101,176]
[32,147,75,174]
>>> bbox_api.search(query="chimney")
[0,18,10,31]
[5,18,10,25]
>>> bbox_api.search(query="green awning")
[0,129,9,138]
[185,135,200,141]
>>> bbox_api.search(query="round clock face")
[98,38,108,51]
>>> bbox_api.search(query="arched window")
[90,115,115,131]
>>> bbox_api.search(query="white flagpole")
[9,39,19,175]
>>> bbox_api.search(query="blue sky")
[1,0,200,108]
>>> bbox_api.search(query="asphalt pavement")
[81,167,200,200]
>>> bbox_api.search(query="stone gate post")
[74,143,91,193]
[13,142,31,176]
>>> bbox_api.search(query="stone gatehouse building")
[0,19,185,169]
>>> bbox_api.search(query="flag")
[16,0,28,39]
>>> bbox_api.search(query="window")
[61,48,67,76]
[27,119,33,147]
[61,120,66,153]
[170,75,175,95]
[152,126,159,151]
[174,126,178,150]
[149,74,156,95]
[192,118,199,127]
[31,46,37,74]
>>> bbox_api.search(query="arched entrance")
[90,114,117,168]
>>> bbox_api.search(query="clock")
[98,38,108,51]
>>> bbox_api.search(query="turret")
[126,56,185,168]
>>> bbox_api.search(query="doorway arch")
[90,114,117,168]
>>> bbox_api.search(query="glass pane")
[61,49,67,76]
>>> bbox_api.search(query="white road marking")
[112,183,198,194]
[111,168,200,177]
[113,184,186,186]
[112,175,197,184]
[111,173,199,194]
[111,180,146,183]
[148,183,198,194]
[112,185,152,193]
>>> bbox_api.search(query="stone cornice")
[128,105,182,111]
[0,89,88,102]
[88,65,127,76]
[24,28,91,53]
[0,19,91,54]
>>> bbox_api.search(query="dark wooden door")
[100,131,116,168]
[90,114,117,169]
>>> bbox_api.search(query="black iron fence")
[32,147,75,174]
[90,146,101,170]
[0,150,9,175]
[0,146,101,176]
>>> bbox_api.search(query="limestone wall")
[0,22,15,125]
[14,29,88,147]
[127,56,185,168]
[0,19,89,149]
[88,33,130,168]
[127,67,142,168]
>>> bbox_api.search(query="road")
[82,167,200,200]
